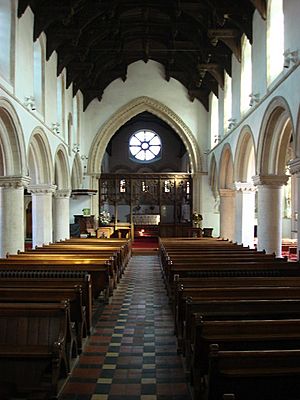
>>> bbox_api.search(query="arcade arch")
[255,97,294,255]
[234,127,256,247]
[218,144,235,241]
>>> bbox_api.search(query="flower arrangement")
[192,212,203,227]
[99,210,111,225]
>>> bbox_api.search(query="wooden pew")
[0,259,112,300]
[160,253,282,276]
[20,247,125,282]
[178,286,300,357]
[6,253,120,290]
[191,318,300,398]
[160,237,300,400]
[0,270,93,335]
[164,260,300,299]
[173,275,300,334]
[207,345,300,400]
[0,302,70,399]
[50,237,132,268]
[0,286,85,354]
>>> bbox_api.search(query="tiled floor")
[59,255,191,400]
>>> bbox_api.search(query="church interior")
[1,0,300,399]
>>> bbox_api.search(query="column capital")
[219,188,236,197]
[252,174,289,187]
[234,181,256,192]
[27,184,57,195]
[54,189,71,199]
[0,175,31,189]
[288,158,300,175]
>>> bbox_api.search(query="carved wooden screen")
[99,173,192,225]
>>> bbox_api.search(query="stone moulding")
[87,96,202,176]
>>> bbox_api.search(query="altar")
[132,214,160,225]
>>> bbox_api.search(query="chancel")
[1,1,300,399]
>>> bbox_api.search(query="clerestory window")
[129,130,161,162]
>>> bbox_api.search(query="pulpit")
[74,215,95,234]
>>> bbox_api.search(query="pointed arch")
[219,144,234,189]
[234,125,256,182]
[257,96,294,175]
[87,96,202,176]
[54,145,71,190]
[27,127,53,184]
[0,97,27,176]
[71,153,83,189]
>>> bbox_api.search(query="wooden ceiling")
[18,0,266,111]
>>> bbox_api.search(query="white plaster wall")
[252,10,267,99]
[70,196,94,224]
[82,60,208,159]
[283,0,300,54]
[218,87,225,137]
[15,7,34,103]
[231,56,241,123]
[44,52,59,128]
[209,66,300,172]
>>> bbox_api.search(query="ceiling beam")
[208,29,241,62]
[198,63,224,89]
[250,0,267,20]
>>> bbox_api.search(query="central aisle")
[60,254,191,400]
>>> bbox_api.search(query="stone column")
[234,182,256,248]
[53,189,71,242]
[253,175,289,256]
[28,184,56,248]
[0,176,30,257]
[219,188,236,241]
[288,158,300,259]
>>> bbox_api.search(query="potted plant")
[99,210,111,226]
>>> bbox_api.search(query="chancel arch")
[88,96,203,233]
[88,96,202,176]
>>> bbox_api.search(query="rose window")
[129,130,161,162]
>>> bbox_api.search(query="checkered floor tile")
[59,255,191,400]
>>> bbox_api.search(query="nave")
[59,255,191,400]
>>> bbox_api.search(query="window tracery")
[129,130,161,162]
